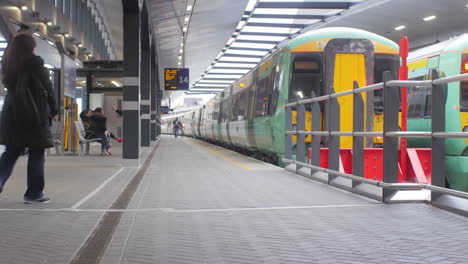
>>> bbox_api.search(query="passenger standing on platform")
[173,118,183,138]
[0,33,58,203]
[88,107,113,155]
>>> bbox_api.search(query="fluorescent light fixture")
[47,21,53,26]
[209,69,250,74]
[179,56,182,59]
[254,8,343,16]
[20,5,27,11]
[236,21,246,30]
[194,84,229,87]
[44,64,54,69]
[183,27,187,32]
[89,54,93,57]
[34,32,41,37]
[218,56,262,62]
[190,88,225,91]
[243,26,300,34]
[227,38,236,46]
[423,15,436,21]
[178,62,182,65]
[245,0,258,12]
[186,5,192,11]
[111,81,121,87]
[180,49,183,53]
[75,62,80,67]
[248,18,320,25]
[78,43,83,47]
[0,43,7,48]
[230,42,276,49]
[204,74,243,79]
[180,42,184,47]
[48,41,55,46]
[394,25,406,30]
[297,91,304,98]
[198,80,235,84]
[215,63,257,68]
[237,35,287,42]
[64,33,70,38]
[185,17,190,22]
[225,49,268,56]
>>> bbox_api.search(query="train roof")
[284,27,398,51]
[408,34,468,62]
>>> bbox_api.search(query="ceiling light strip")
[235,39,281,45]
[222,54,265,58]
[238,31,291,37]
[250,14,327,20]
[227,46,272,52]
[256,2,354,9]
[246,22,307,28]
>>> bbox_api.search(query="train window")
[268,64,281,116]
[255,69,274,118]
[374,54,399,113]
[290,53,322,103]
[407,76,426,118]
[460,81,468,112]
[231,89,249,121]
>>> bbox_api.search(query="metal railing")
[283,70,468,206]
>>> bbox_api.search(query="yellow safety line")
[192,141,251,170]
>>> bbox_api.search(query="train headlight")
[464,126,468,132]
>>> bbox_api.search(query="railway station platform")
[0,136,467,264]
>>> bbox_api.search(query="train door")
[289,53,323,145]
[323,38,374,148]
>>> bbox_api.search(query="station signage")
[164,68,189,91]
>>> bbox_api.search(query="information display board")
[165,68,189,91]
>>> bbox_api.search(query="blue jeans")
[0,145,45,199]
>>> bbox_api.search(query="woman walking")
[0,33,58,203]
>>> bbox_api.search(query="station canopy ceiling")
[98,0,468,100]
[186,0,367,95]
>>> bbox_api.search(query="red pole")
[399,37,409,182]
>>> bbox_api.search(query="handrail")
[284,73,468,108]
[283,158,468,200]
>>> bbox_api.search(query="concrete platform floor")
[0,136,467,264]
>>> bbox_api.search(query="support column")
[122,1,140,160]
[150,42,157,141]
[140,3,151,147]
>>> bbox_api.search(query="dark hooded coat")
[0,56,58,148]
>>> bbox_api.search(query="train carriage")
[164,27,399,167]
[408,34,468,191]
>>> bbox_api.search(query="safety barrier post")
[296,104,306,173]
[285,101,293,161]
[311,102,321,168]
[328,90,340,183]
[352,81,364,189]
[382,71,400,202]
[430,70,445,198]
